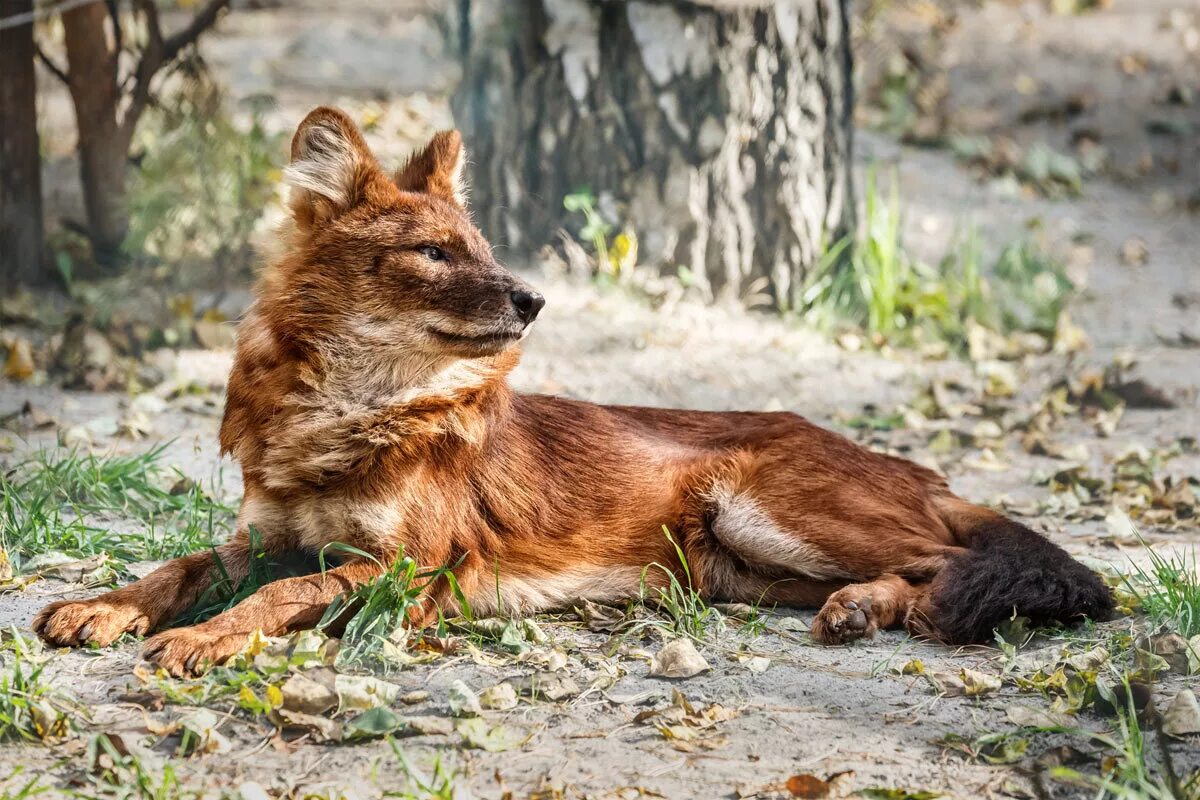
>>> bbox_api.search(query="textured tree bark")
[450,0,854,308]
[1,0,45,286]
[63,0,129,264]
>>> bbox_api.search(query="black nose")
[510,289,545,324]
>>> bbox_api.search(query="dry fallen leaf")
[448,680,481,717]
[174,708,231,755]
[1162,690,1200,737]
[1117,53,1148,75]
[638,689,737,747]
[268,707,343,742]
[741,771,855,799]
[509,673,580,701]
[1005,705,1073,728]
[649,639,709,679]
[4,338,35,381]
[576,599,627,632]
[407,715,454,736]
[334,674,399,713]
[456,718,528,752]
[479,682,519,711]
[741,655,771,674]
[280,672,337,715]
[1119,237,1149,266]
[787,774,832,798]
[936,668,1001,697]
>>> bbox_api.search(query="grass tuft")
[0,767,49,800]
[1124,532,1200,638]
[0,644,71,743]
[0,445,233,572]
[800,167,1073,348]
[384,739,460,799]
[172,525,275,627]
[1049,675,1195,800]
[83,734,200,800]
[318,545,467,670]
[636,526,722,641]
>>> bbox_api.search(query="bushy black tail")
[925,514,1114,645]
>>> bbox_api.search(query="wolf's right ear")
[284,107,381,228]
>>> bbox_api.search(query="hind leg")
[810,574,927,644]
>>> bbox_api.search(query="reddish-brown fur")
[34,108,1110,675]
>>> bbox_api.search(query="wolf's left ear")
[285,107,382,227]
[394,130,467,208]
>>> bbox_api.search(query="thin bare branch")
[34,42,70,85]
[120,0,165,138]
[161,0,228,63]
[120,0,228,138]
[105,0,121,54]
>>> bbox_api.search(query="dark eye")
[420,245,447,262]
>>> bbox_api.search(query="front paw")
[142,627,251,678]
[33,599,152,647]
[811,595,877,645]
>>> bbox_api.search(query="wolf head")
[262,107,543,369]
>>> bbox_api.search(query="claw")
[78,623,93,643]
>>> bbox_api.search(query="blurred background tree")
[0,0,231,279]
[52,0,229,265]
[1,0,44,286]
[451,0,855,309]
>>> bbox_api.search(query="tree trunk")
[450,0,854,308]
[54,0,229,266]
[63,0,130,264]
[0,0,45,286]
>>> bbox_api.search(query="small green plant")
[636,526,721,640]
[0,446,233,572]
[993,240,1075,335]
[1049,676,1191,800]
[801,168,1073,348]
[1123,533,1200,638]
[563,190,638,280]
[0,767,49,800]
[317,545,467,670]
[383,738,460,799]
[125,69,283,279]
[877,64,920,138]
[173,525,275,626]
[0,648,70,742]
[80,734,201,800]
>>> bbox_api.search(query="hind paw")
[811,594,878,645]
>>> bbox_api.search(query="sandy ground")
[3,1,1200,798]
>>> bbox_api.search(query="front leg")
[143,559,385,676]
[33,538,253,648]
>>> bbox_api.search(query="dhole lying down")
[34,108,1113,675]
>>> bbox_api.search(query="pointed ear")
[284,107,380,227]
[394,130,467,208]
